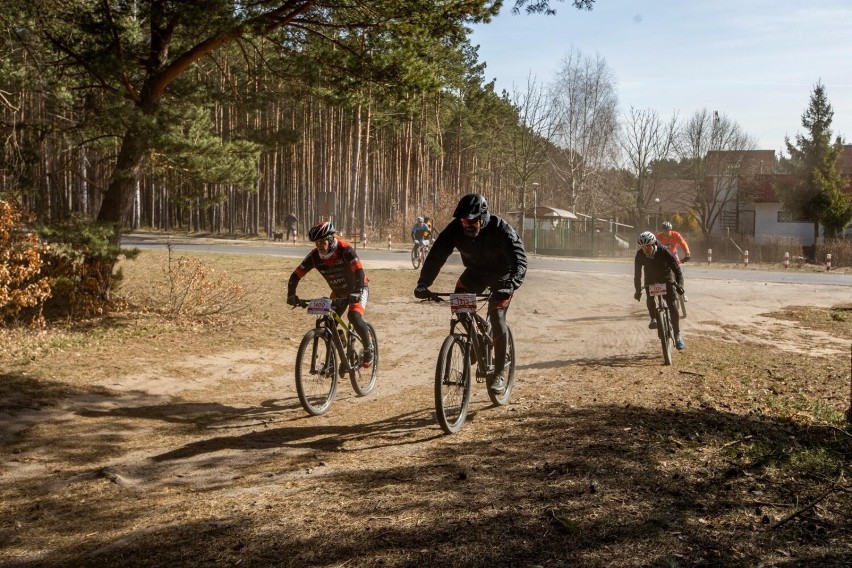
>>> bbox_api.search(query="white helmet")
[416,216,424,223]
[637,231,656,246]
[662,221,673,231]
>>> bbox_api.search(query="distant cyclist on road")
[634,231,685,351]
[287,221,374,368]
[411,216,432,254]
[414,193,527,393]
[656,221,691,264]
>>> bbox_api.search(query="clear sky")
[468,0,852,155]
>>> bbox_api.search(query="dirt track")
[1,250,850,567]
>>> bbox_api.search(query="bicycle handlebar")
[293,297,349,309]
[420,291,490,303]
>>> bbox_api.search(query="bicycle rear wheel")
[487,326,516,406]
[411,246,421,269]
[434,334,471,434]
[657,307,673,366]
[349,322,379,396]
[295,329,338,415]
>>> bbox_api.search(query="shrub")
[754,235,807,264]
[815,239,852,269]
[153,242,249,321]
[38,216,139,318]
[0,199,52,325]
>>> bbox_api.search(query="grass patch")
[762,303,852,340]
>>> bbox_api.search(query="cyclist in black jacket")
[414,193,527,393]
[634,230,685,350]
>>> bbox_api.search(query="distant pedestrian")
[284,213,298,242]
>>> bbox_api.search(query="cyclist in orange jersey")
[287,221,374,367]
[655,221,691,264]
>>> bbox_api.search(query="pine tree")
[782,82,852,242]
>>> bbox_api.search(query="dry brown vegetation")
[1,246,850,567]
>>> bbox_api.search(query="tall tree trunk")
[348,102,362,237]
[360,99,372,242]
[96,127,146,236]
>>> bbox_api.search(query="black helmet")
[452,193,488,222]
[308,221,336,242]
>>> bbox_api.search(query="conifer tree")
[782,82,852,242]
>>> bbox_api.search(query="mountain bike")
[646,283,676,366]
[293,297,379,415]
[425,292,515,434]
[411,239,430,269]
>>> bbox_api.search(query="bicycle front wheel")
[657,308,673,366]
[488,326,516,406]
[411,246,421,269]
[435,334,471,434]
[295,329,338,415]
[349,322,379,396]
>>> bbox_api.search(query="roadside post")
[387,235,392,250]
[744,250,749,267]
[826,253,832,271]
[707,248,712,265]
[784,251,790,269]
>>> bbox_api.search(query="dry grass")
[0,249,850,567]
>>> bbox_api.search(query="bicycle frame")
[450,309,492,382]
[309,302,357,373]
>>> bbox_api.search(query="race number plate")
[648,283,667,296]
[307,297,332,315]
[449,293,477,314]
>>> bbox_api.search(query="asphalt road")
[121,234,852,287]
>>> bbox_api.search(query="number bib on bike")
[307,297,333,315]
[449,293,477,313]
[648,283,667,296]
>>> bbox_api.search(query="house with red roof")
[657,147,852,245]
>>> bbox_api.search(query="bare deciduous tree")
[548,48,619,217]
[678,109,756,238]
[620,107,678,224]
[504,74,556,229]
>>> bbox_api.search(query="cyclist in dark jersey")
[287,221,374,367]
[414,193,527,393]
[634,230,685,351]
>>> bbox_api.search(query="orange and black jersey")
[287,237,367,298]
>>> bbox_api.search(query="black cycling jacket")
[418,214,527,290]
[634,245,683,291]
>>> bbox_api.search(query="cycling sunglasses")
[460,217,481,227]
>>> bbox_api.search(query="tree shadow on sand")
[12,400,849,568]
